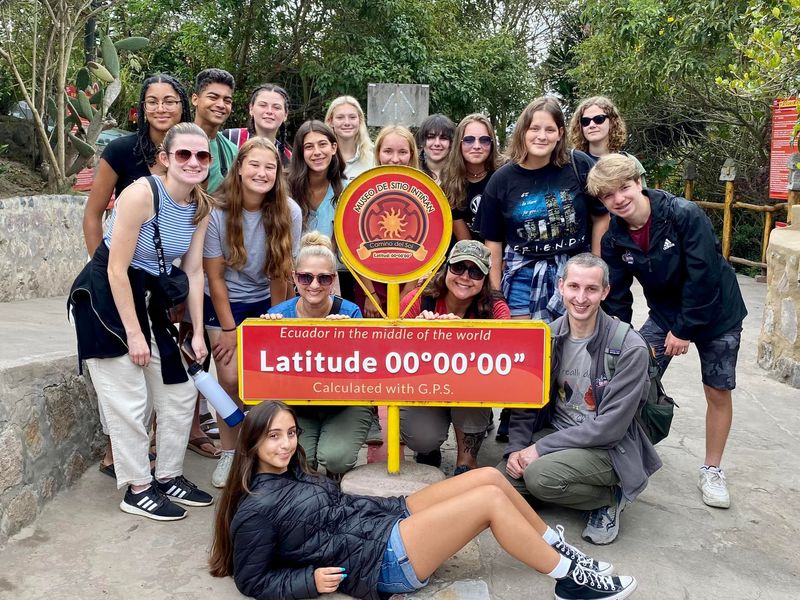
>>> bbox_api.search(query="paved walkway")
[0,276,798,599]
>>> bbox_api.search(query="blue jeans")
[376,517,429,594]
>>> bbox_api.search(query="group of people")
[66,67,746,600]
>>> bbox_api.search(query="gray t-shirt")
[552,334,597,430]
[203,199,302,302]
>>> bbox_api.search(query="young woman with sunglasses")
[260,232,370,479]
[441,114,501,243]
[399,240,509,474]
[223,84,293,167]
[203,137,302,488]
[416,113,455,183]
[69,122,215,521]
[209,400,638,600]
[83,75,190,478]
[480,97,609,322]
[324,96,375,183]
[567,96,646,186]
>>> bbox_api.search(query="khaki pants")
[497,428,619,510]
[400,407,492,454]
[86,339,196,489]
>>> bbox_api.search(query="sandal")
[187,436,221,459]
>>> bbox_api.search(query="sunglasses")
[448,262,486,281]
[580,114,608,127]
[295,272,336,286]
[170,149,212,166]
[462,135,493,147]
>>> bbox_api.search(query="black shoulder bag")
[146,176,190,307]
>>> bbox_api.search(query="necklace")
[466,169,487,180]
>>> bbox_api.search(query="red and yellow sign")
[239,319,550,408]
[770,97,798,200]
[335,166,452,283]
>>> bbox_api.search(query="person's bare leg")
[704,385,732,467]
[207,329,243,451]
[406,467,546,535]
[454,427,483,470]
[400,483,560,580]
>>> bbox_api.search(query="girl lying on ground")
[209,400,638,600]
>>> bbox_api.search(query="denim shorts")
[376,516,429,595]
[639,317,742,390]
[202,294,271,329]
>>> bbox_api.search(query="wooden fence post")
[788,153,800,225]
[719,158,737,259]
[683,161,697,200]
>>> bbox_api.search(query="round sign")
[335,166,452,283]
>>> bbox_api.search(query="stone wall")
[0,195,88,302]
[758,206,800,388]
[0,356,104,544]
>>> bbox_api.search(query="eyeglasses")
[144,99,182,112]
[462,135,493,147]
[448,262,486,281]
[169,149,212,166]
[580,114,608,127]
[295,272,336,286]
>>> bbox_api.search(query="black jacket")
[601,189,746,342]
[231,467,406,600]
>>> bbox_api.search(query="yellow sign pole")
[386,283,402,473]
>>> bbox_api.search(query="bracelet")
[221,326,237,332]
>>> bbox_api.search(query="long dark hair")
[288,120,345,228]
[135,74,191,166]
[215,137,294,281]
[422,261,494,318]
[209,401,311,578]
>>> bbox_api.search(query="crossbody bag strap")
[217,138,228,177]
[146,175,168,277]
[328,295,344,315]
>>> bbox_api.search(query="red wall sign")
[770,97,798,200]
[239,319,550,408]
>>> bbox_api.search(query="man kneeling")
[498,253,662,545]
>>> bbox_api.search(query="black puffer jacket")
[602,189,746,342]
[231,467,406,600]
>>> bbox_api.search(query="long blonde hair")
[215,137,293,281]
[325,96,374,159]
[161,122,213,222]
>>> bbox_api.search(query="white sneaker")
[212,451,234,488]
[698,466,730,508]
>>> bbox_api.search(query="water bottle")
[187,362,245,427]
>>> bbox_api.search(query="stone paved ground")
[0,276,798,599]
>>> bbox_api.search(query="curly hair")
[567,96,628,154]
[214,137,294,281]
[135,74,191,166]
[440,114,500,211]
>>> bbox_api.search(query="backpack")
[604,320,677,445]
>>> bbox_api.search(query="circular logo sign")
[335,166,452,283]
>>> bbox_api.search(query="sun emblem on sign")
[378,208,407,239]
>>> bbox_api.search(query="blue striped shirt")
[103,176,197,276]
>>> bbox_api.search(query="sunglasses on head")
[170,149,212,166]
[580,114,608,127]
[448,262,486,281]
[462,135,493,147]
[295,272,336,286]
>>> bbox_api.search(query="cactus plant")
[53,34,149,177]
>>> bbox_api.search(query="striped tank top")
[103,176,197,276]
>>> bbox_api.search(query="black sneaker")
[555,563,637,600]
[156,475,214,507]
[551,525,613,575]
[415,448,442,468]
[120,486,186,521]
[495,408,510,443]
